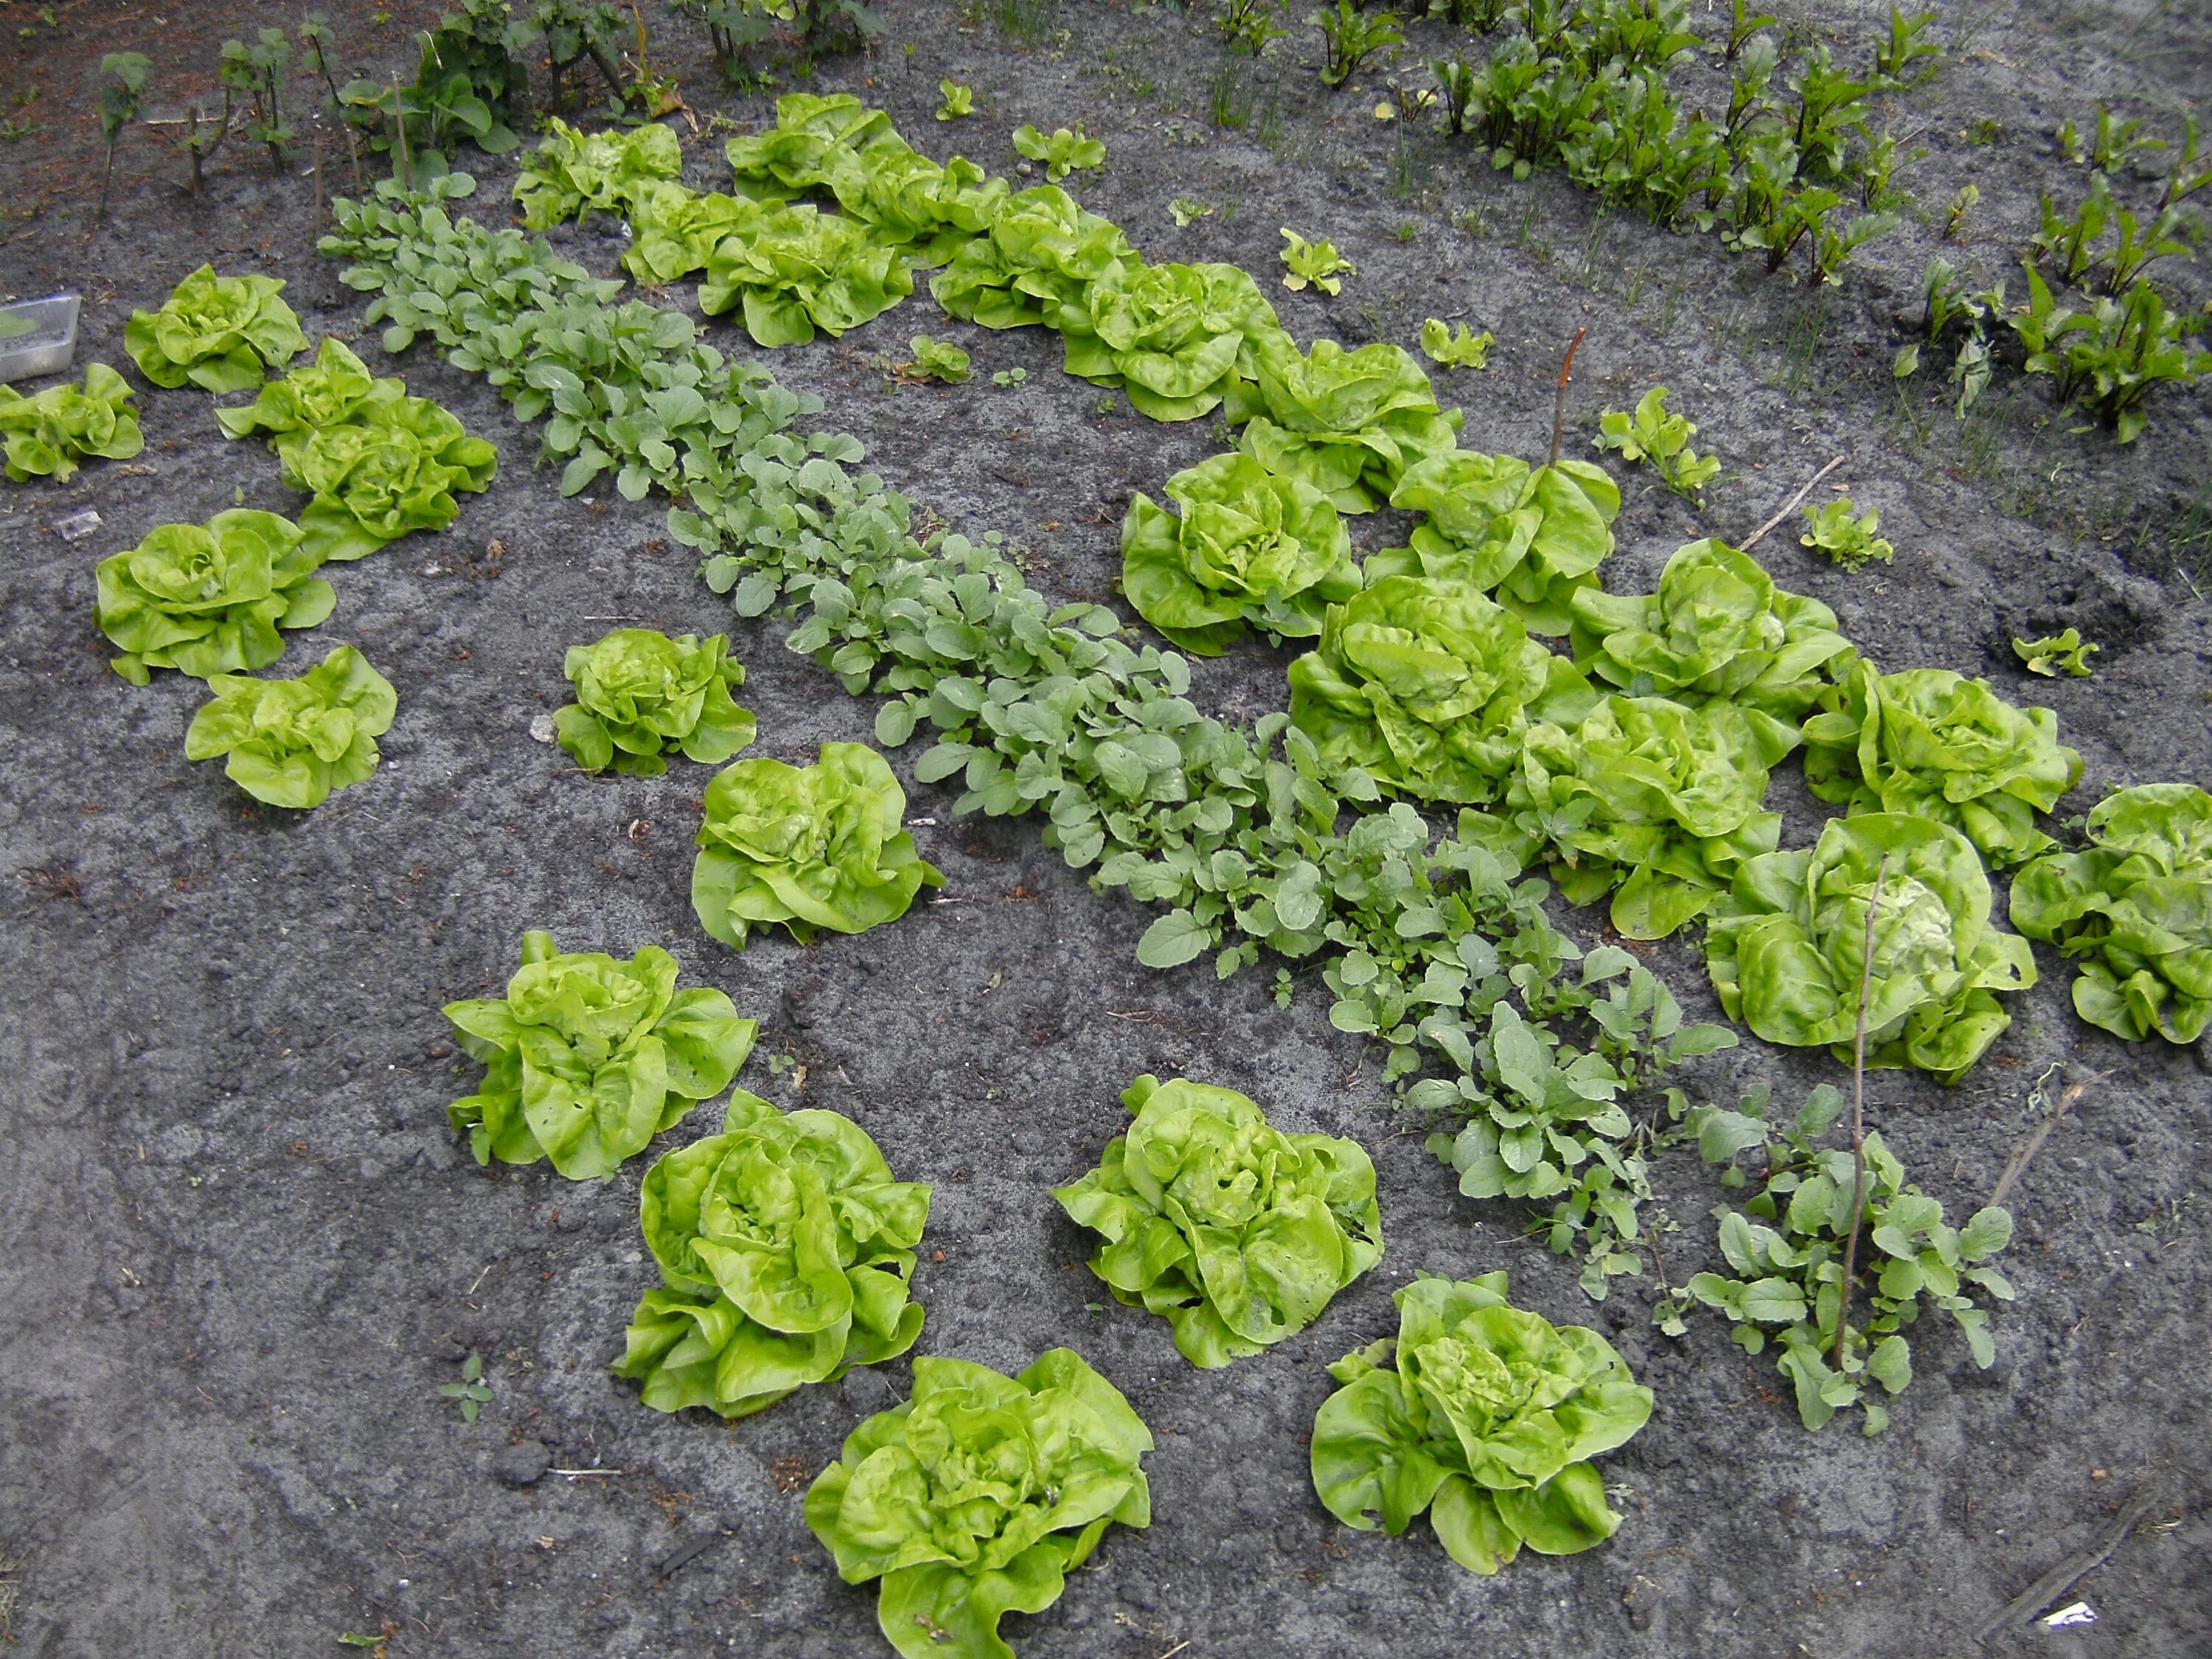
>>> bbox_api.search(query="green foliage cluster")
[2012,627,2098,678]
[1419,318,1492,368]
[1309,0,1402,87]
[1279,228,1355,293]
[557,627,757,775]
[443,931,759,1176]
[124,265,308,394]
[1012,122,1105,181]
[1368,451,1616,630]
[0,363,142,482]
[515,119,683,228]
[671,0,884,83]
[184,644,396,809]
[616,1091,928,1416]
[1593,386,1718,499]
[1311,1271,1652,1570]
[1798,496,1893,570]
[900,335,972,382]
[1051,1074,1382,1367]
[95,507,335,686]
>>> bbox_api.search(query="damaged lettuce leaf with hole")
[1051,1074,1383,1368]
[1802,661,2084,867]
[1568,539,1857,718]
[614,1091,929,1418]
[94,507,333,685]
[929,184,1139,333]
[806,1348,1151,1659]
[443,930,758,1178]
[698,204,916,347]
[1509,693,1803,939]
[2010,782,2212,1043]
[0,361,144,482]
[692,740,945,947]
[1060,260,1279,421]
[214,336,406,464]
[1287,574,1596,804]
[282,394,499,562]
[1705,813,2038,1083]
[1311,1271,1651,1574]
[123,264,309,394]
[513,118,684,229]
[1236,335,1462,513]
[1120,452,1359,655]
[184,644,395,809]
[622,183,772,285]
[557,627,757,776]
[1372,453,1620,636]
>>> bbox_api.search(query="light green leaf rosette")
[1511,692,1803,939]
[2011,782,2212,1043]
[1287,575,1596,804]
[1051,1074,1383,1368]
[123,264,308,394]
[281,394,499,563]
[1310,1271,1652,1575]
[0,362,144,481]
[806,1349,1152,1659]
[443,931,759,1178]
[725,91,908,198]
[613,1091,930,1418]
[929,184,1140,333]
[698,204,916,347]
[212,336,405,458]
[1568,538,1857,718]
[94,507,334,685]
[556,628,757,776]
[184,644,396,808]
[1237,335,1462,513]
[1120,452,1359,655]
[1704,814,2039,1083]
[1802,661,2083,867]
[1061,260,1279,421]
[692,740,945,948]
[513,118,684,229]
[622,184,768,285]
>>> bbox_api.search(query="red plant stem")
[1548,327,1586,468]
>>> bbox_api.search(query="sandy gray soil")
[1,2,2209,1656]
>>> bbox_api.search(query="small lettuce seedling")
[438,1353,493,1422]
[2012,627,2098,678]
[934,79,973,120]
[990,366,1026,386]
[897,334,971,383]
[1012,122,1105,181]
[185,645,397,809]
[1799,497,1893,569]
[1419,318,1493,368]
[1279,227,1355,293]
[1593,386,1719,499]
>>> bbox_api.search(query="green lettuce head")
[806,1349,1152,1659]
[818,147,1009,266]
[698,203,915,347]
[1311,1271,1652,1575]
[214,336,405,457]
[557,628,757,776]
[1238,335,1461,513]
[1287,575,1596,804]
[123,265,308,394]
[2011,782,2212,1043]
[929,184,1139,333]
[184,644,396,809]
[1705,813,2039,1083]
[1568,538,1857,717]
[1377,453,1621,635]
[614,1091,930,1418]
[725,91,908,198]
[692,740,945,948]
[514,118,684,228]
[0,362,144,481]
[1120,452,1359,656]
[1061,260,1279,421]
[1512,693,1802,939]
[622,183,768,284]
[284,396,500,562]
[1051,1074,1383,1368]
[94,507,334,685]
[1803,661,2083,867]
[443,931,759,1178]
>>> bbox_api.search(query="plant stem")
[1548,327,1585,467]
[390,74,411,189]
[1831,853,1888,1374]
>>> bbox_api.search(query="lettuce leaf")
[1062,260,1279,420]
[698,203,915,347]
[514,118,684,229]
[213,337,406,459]
[282,394,499,562]
[1237,335,1462,513]
[184,644,396,809]
[123,264,308,394]
[556,627,757,776]
[1375,453,1620,634]
[0,362,144,481]
[929,184,1139,333]
[94,507,333,685]
[622,183,772,284]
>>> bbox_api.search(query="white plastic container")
[0,293,82,383]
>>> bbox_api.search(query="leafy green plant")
[1012,122,1105,182]
[805,1349,1151,1659]
[1798,497,1893,571]
[1419,319,1493,368]
[991,366,1027,386]
[123,265,308,394]
[897,334,972,383]
[1592,386,1718,498]
[2010,782,2212,1043]
[94,52,148,230]
[930,181,1138,330]
[282,395,500,564]
[1120,451,1359,654]
[1051,1074,1383,1367]
[220,28,294,171]
[1239,336,1462,514]
[438,1352,494,1421]
[94,508,333,686]
[1376,451,1618,631]
[184,645,397,809]
[514,118,683,227]
[1873,4,1940,86]
[1312,1270,1651,1571]
[0,363,143,482]
[1942,181,1977,240]
[527,0,634,111]
[214,337,404,459]
[1218,0,1290,55]
[692,741,945,948]
[1676,1099,2014,1433]
[1704,813,2039,1082]
[1309,0,1402,88]
[614,1090,929,1416]
[2031,174,2110,285]
[622,184,759,283]
[1279,227,1355,293]
[699,203,917,347]
[2012,628,2098,678]
[2013,272,2210,444]
[557,628,757,775]
[1804,661,2084,866]
[443,930,759,1176]
[935,78,974,119]
[1060,258,1280,421]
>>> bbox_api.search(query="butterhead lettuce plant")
[1705,813,2039,1083]
[1379,453,1621,635]
[513,118,684,229]
[1120,452,1359,655]
[444,931,759,1178]
[614,1091,929,1417]
[1061,260,1279,421]
[95,507,334,685]
[124,264,308,394]
[692,741,945,948]
[930,184,1139,333]
[1311,1271,1652,1574]
[806,1349,1152,1659]
[1051,1074,1383,1368]
[282,395,500,563]
[622,183,765,285]
[214,336,405,461]
[698,204,916,347]
[1237,335,1461,512]
[2010,782,2212,1043]
[556,627,757,776]
[0,362,144,481]
[184,644,395,809]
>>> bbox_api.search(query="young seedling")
[1800,497,1893,569]
[1279,228,1355,293]
[93,52,149,234]
[936,79,973,120]
[1217,0,1290,56]
[2088,104,2165,175]
[1420,319,1492,367]
[1430,52,1477,136]
[1944,182,1978,241]
[2012,628,2098,678]
[438,1353,494,1422]
[1594,386,1720,499]
[1874,4,1941,86]
[1722,0,1776,62]
[1169,197,1215,226]
[2158,116,2212,212]
[990,366,1026,386]
[897,335,971,383]
[1308,0,1401,89]
[1012,123,1104,182]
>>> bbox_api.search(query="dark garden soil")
[2,2,2210,1655]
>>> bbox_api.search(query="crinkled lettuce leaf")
[213,336,406,455]
[622,183,771,285]
[557,627,757,776]
[515,118,684,229]
[698,203,915,347]
[1375,453,1620,634]
[184,644,396,809]
[282,394,499,562]
[94,507,333,685]
[123,264,307,394]
[929,184,1138,333]
[0,361,144,481]
[1062,260,1278,420]
[1237,335,1462,513]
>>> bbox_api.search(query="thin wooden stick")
[1989,1069,2104,1209]
[1832,853,1888,1374]
[1548,327,1586,468]
[1742,453,1846,549]
[1975,1489,2152,1638]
